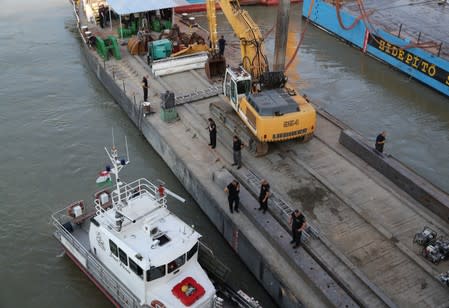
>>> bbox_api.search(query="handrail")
[111,178,167,209]
[51,216,141,307]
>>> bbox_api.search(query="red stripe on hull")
[63,247,121,308]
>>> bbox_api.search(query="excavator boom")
[205,0,316,153]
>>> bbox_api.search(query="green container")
[151,19,161,32]
[162,20,172,30]
[160,108,177,122]
[148,39,172,61]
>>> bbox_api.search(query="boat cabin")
[88,178,215,307]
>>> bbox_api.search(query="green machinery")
[96,36,121,60]
[147,39,173,63]
[150,18,172,32]
[117,20,137,38]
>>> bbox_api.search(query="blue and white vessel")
[302,0,449,97]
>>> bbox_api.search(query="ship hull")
[302,0,449,97]
[61,243,121,308]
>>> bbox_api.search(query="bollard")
[103,59,106,70]
[133,95,136,105]
[438,42,443,57]
[113,69,115,80]
[122,80,126,93]
[397,24,402,38]
[417,32,421,44]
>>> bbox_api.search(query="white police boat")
[51,142,221,307]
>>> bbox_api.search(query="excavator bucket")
[205,56,226,79]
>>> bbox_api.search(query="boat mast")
[104,139,130,232]
[105,145,128,209]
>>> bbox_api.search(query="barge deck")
[70,1,449,306]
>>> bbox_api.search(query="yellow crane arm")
[206,0,218,52]
[207,0,269,80]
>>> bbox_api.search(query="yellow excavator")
[206,0,316,155]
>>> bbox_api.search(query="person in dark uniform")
[224,180,240,213]
[218,35,226,56]
[142,76,149,102]
[289,209,306,249]
[232,135,243,169]
[375,131,386,153]
[208,118,217,149]
[258,179,270,214]
[99,5,105,28]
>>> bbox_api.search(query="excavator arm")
[206,0,218,52]
[207,0,269,80]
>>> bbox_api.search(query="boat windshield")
[187,242,198,260]
[147,264,166,282]
[168,254,186,273]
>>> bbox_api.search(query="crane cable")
[283,0,441,74]
[284,0,314,72]
[335,0,374,31]
[352,0,440,50]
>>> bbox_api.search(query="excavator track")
[209,101,269,156]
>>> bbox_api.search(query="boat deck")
[72,222,91,251]
[338,0,449,59]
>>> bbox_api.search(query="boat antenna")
[112,127,116,149]
[125,136,130,164]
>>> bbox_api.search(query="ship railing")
[111,178,167,209]
[394,23,447,58]
[51,199,99,227]
[51,214,142,308]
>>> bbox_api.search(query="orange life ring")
[67,200,84,217]
[150,299,166,308]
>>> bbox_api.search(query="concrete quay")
[76,23,449,308]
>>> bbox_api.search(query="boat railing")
[51,199,98,226]
[51,214,142,308]
[111,178,167,209]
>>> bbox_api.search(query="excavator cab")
[223,67,251,107]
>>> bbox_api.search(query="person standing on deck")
[208,118,217,149]
[224,180,240,213]
[142,76,149,102]
[375,131,386,153]
[218,35,226,56]
[232,135,243,169]
[258,179,270,214]
[289,209,306,249]
[99,5,105,28]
